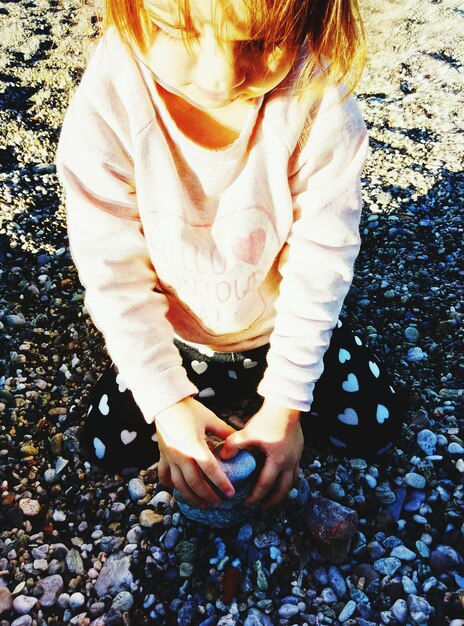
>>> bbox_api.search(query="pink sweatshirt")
[56,29,369,423]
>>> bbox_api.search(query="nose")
[194,30,246,93]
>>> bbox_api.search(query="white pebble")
[13,595,37,615]
[150,491,172,507]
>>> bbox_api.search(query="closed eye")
[151,16,197,41]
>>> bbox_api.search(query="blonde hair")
[103,0,365,102]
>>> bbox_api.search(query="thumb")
[207,414,236,442]
[219,429,249,460]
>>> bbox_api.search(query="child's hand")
[154,397,236,508]
[219,400,303,510]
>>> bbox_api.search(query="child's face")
[143,0,299,111]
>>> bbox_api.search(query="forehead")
[145,0,257,35]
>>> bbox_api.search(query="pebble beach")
[0,0,463,624]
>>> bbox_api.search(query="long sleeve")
[257,89,369,412]
[56,78,198,423]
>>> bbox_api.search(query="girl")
[56,0,404,512]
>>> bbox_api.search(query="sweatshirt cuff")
[129,364,199,424]
[257,375,315,414]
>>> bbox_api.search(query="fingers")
[170,464,211,509]
[244,457,279,506]
[197,450,235,498]
[208,414,236,441]
[261,469,295,511]
[220,429,254,460]
[181,458,225,506]
[157,456,174,490]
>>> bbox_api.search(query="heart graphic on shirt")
[121,430,137,445]
[191,360,208,375]
[243,358,258,369]
[233,228,266,265]
[337,407,359,426]
[98,394,110,416]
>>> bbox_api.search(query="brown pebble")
[139,510,164,527]
[222,566,241,604]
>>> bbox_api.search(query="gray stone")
[111,591,134,612]
[328,565,347,597]
[405,472,426,489]
[11,617,33,626]
[374,558,402,576]
[417,429,437,455]
[405,326,420,342]
[407,594,434,623]
[254,531,280,549]
[391,545,417,561]
[406,347,426,362]
[338,600,356,622]
[243,608,273,626]
[175,448,261,527]
[128,478,147,500]
[174,539,199,563]
[69,592,85,610]
[94,553,133,598]
[391,599,408,624]
[34,575,64,607]
[278,603,299,618]
[65,549,84,575]
[13,595,37,615]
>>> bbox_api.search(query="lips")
[194,85,235,102]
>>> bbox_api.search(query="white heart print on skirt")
[98,394,110,415]
[120,430,137,445]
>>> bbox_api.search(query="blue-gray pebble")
[417,429,437,455]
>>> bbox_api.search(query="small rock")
[177,600,197,626]
[18,498,41,517]
[34,575,64,607]
[338,600,356,622]
[374,558,402,576]
[430,545,464,574]
[11,617,33,626]
[404,473,426,489]
[94,553,133,598]
[243,608,273,626]
[391,598,408,624]
[0,587,13,613]
[111,591,134,612]
[69,592,85,610]
[391,546,417,561]
[65,549,84,575]
[254,531,280,549]
[303,496,358,563]
[163,527,180,549]
[174,539,199,564]
[139,509,164,527]
[406,347,426,362]
[407,594,433,623]
[278,603,299,618]
[404,327,420,342]
[417,430,437,455]
[128,478,147,500]
[13,595,37,615]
